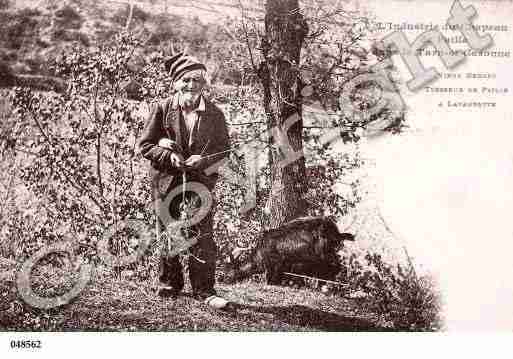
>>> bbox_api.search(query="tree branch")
[238,0,259,75]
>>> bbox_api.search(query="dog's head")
[320,220,355,249]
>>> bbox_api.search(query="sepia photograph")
[0,0,512,349]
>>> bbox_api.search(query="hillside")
[0,0,238,84]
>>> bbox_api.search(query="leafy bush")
[338,252,443,331]
[7,33,153,270]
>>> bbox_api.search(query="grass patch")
[1,264,392,331]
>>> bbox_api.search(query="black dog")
[226,216,354,285]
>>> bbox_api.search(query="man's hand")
[184,154,203,170]
[170,152,185,169]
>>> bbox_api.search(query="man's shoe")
[203,294,230,309]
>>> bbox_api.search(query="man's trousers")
[156,187,218,298]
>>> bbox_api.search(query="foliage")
[7,33,153,268]
[338,252,443,331]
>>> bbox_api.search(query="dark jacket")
[138,95,230,200]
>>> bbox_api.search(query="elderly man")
[138,53,230,304]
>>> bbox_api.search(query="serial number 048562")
[10,340,42,349]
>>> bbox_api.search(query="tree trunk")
[260,0,308,228]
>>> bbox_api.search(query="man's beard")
[179,91,200,109]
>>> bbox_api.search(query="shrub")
[7,33,153,271]
[338,252,443,331]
